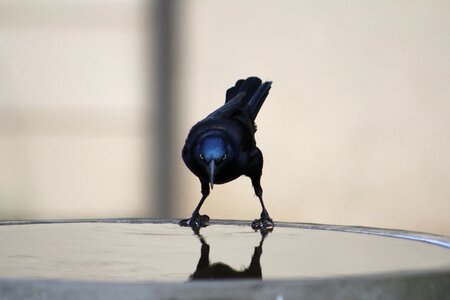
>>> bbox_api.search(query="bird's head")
[198,134,230,189]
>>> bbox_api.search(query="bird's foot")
[179,213,210,229]
[251,212,274,232]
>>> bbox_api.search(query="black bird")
[179,77,274,230]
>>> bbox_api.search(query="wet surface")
[0,221,449,282]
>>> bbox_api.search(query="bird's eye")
[222,154,227,160]
[199,154,204,160]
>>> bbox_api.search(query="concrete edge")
[0,269,449,300]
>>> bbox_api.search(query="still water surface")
[1,222,449,281]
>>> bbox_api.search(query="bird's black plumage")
[179,77,274,230]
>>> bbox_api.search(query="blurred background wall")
[0,0,449,235]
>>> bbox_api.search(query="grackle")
[179,77,274,230]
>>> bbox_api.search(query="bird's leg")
[250,176,274,231]
[179,180,210,228]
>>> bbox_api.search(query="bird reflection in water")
[189,228,270,280]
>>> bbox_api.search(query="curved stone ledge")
[0,269,449,300]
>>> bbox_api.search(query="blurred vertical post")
[153,0,178,217]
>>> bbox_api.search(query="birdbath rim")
[1,217,448,249]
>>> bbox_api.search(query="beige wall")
[0,1,449,235]
[0,0,152,218]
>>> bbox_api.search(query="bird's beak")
[208,160,215,189]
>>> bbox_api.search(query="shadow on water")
[188,228,271,280]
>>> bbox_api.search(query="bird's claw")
[179,214,210,229]
[251,215,274,232]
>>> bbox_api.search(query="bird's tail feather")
[225,77,272,120]
[247,81,272,120]
[225,77,262,103]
